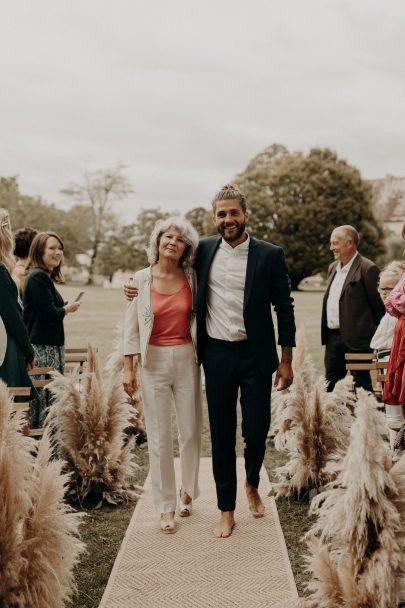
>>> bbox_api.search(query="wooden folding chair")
[344,352,382,398]
[8,386,44,438]
[64,347,89,374]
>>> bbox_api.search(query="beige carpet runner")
[99,457,298,608]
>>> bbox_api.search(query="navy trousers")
[202,337,272,512]
[324,329,373,393]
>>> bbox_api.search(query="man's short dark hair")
[211,183,247,213]
[14,227,38,258]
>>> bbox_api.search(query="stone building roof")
[368,175,405,222]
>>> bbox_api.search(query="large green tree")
[97,207,171,280]
[62,165,133,284]
[235,145,385,289]
[0,177,91,264]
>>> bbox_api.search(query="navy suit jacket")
[194,235,296,377]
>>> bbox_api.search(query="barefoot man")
[194,184,295,537]
[125,183,295,537]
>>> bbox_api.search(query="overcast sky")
[1,0,404,219]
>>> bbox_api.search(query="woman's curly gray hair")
[146,216,199,268]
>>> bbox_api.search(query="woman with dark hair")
[12,226,38,296]
[23,231,81,427]
[0,208,35,394]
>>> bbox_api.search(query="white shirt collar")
[220,233,250,252]
[336,251,358,273]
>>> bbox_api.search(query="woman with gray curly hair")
[123,216,202,533]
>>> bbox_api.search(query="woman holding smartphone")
[23,231,81,427]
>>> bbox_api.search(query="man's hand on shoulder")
[123,277,138,302]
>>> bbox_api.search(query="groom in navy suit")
[194,184,296,538]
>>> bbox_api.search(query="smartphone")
[75,291,85,302]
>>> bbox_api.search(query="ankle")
[220,510,235,520]
[245,481,257,493]
[180,489,192,504]
[161,511,175,520]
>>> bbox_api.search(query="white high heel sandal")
[178,490,192,517]
[160,513,176,534]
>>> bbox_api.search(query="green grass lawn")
[60,285,324,372]
[58,285,325,607]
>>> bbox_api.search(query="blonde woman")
[371,260,405,452]
[371,261,405,355]
[0,209,35,393]
[123,216,202,534]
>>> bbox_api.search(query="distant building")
[368,175,405,234]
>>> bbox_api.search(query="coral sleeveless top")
[149,275,192,346]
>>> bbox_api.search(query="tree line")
[0,145,385,289]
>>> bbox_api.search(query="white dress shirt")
[326,252,358,329]
[206,235,249,341]
[370,313,397,351]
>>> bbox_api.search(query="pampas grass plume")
[48,344,139,506]
[305,391,401,607]
[0,380,85,607]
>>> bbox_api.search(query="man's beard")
[218,222,246,242]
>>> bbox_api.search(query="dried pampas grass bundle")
[105,323,146,439]
[304,391,402,608]
[273,375,352,498]
[390,456,405,601]
[19,432,85,607]
[269,387,290,441]
[48,344,139,507]
[272,326,317,449]
[292,326,317,394]
[0,380,85,607]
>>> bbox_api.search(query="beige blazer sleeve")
[0,315,7,366]
[123,275,141,356]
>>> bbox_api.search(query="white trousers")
[386,404,404,450]
[140,343,203,513]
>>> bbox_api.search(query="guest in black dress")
[0,208,35,394]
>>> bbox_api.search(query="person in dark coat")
[0,208,35,395]
[194,184,296,537]
[321,225,385,392]
[23,231,81,427]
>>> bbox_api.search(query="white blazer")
[0,316,6,366]
[123,266,198,367]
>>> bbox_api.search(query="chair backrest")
[344,352,377,372]
[344,352,384,400]
[28,366,54,388]
[65,347,89,374]
[8,387,44,438]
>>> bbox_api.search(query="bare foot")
[213,511,235,538]
[245,481,265,518]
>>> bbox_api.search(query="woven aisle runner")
[99,457,298,608]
